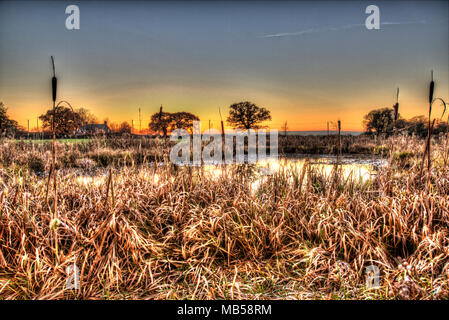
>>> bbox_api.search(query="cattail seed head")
[429,70,434,104]
[51,56,57,103]
[52,77,57,102]
[393,103,399,121]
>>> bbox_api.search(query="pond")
[65,154,387,188]
[200,154,387,184]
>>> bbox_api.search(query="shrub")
[75,157,97,170]
[26,153,45,174]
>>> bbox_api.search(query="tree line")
[363,107,448,138]
[2,98,448,139]
[0,101,272,138]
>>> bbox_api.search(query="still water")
[201,154,386,183]
[73,155,386,187]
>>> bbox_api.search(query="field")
[15,138,91,144]
[0,134,448,299]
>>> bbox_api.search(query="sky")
[0,0,448,131]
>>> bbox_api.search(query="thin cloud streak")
[260,20,436,38]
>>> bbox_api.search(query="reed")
[445,114,449,166]
[420,71,447,176]
[105,167,115,207]
[219,106,225,162]
[337,120,341,156]
[1,134,448,299]
[393,88,399,136]
[50,56,57,218]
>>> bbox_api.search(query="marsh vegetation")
[0,134,448,299]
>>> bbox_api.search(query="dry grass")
[278,135,378,155]
[0,135,448,300]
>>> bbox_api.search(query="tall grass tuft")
[393,87,399,135]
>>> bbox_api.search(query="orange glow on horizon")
[5,82,447,133]
[8,101,440,133]
[8,99,441,133]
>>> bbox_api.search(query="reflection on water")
[257,156,385,179]
[201,155,386,191]
[71,155,386,190]
[75,175,105,187]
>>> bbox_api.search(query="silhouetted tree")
[77,107,98,124]
[118,121,132,134]
[171,112,200,133]
[108,121,119,132]
[406,116,428,138]
[227,101,271,130]
[39,106,83,135]
[0,102,19,134]
[363,108,395,136]
[149,109,199,137]
[149,111,172,137]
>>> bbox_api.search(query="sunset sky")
[0,0,448,131]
